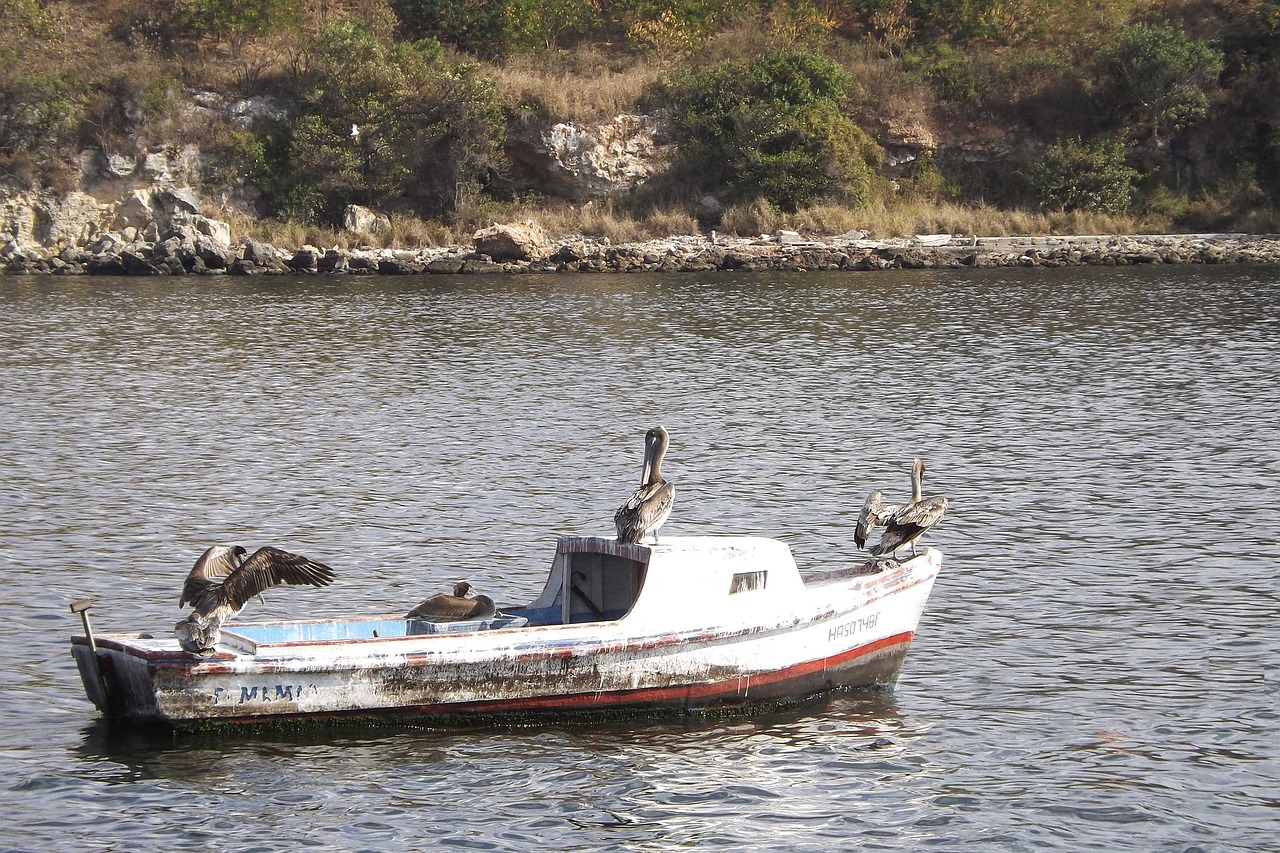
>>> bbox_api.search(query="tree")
[1028,137,1138,214]
[1106,22,1223,142]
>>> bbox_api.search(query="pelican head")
[640,425,670,484]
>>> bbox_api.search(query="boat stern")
[71,635,168,723]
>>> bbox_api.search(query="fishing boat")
[70,535,943,728]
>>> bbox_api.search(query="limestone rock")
[343,204,391,235]
[42,192,106,247]
[474,221,547,262]
[506,114,670,201]
[172,212,231,250]
[242,239,276,265]
[695,195,723,226]
[876,116,938,175]
[100,151,138,178]
[112,190,157,231]
[289,245,321,272]
[225,95,296,128]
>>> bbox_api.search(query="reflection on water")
[67,693,910,851]
[1,266,1278,851]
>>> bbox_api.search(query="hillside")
[3,0,1279,247]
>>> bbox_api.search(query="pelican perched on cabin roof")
[406,581,497,622]
[866,458,949,558]
[614,425,676,544]
[174,545,335,656]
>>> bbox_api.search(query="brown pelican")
[869,458,949,558]
[854,490,902,550]
[406,581,497,621]
[614,425,675,544]
[175,545,336,656]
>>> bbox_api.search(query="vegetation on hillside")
[3,0,1280,239]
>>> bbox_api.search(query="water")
[1,267,1277,851]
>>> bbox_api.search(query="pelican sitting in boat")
[406,581,497,622]
[614,425,676,544]
[175,545,336,657]
[868,458,950,558]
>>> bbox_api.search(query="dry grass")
[827,41,935,130]
[458,196,701,242]
[226,197,1204,250]
[242,219,353,250]
[839,200,1165,238]
[489,50,668,122]
[714,198,1174,240]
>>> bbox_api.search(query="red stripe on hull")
[197,631,917,726]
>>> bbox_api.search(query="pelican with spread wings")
[174,545,336,656]
[861,458,949,559]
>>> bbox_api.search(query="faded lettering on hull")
[210,684,313,705]
[828,612,879,643]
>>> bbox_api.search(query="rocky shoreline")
[5,220,1280,277]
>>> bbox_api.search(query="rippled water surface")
[2,267,1277,851]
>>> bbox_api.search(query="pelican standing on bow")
[854,489,902,551]
[174,545,336,656]
[868,458,949,558]
[614,425,675,544]
[406,581,497,621]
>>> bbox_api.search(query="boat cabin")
[507,535,807,629]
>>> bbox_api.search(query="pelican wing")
[890,495,949,529]
[179,545,243,607]
[854,491,901,550]
[614,480,675,543]
[871,496,949,555]
[220,546,336,610]
[870,525,914,556]
[407,593,495,621]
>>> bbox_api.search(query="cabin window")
[729,571,767,594]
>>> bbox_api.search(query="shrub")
[271,18,507,223]
[185,0,305,56]
[0,71,81,162]
[644,49,882,210]
[1219,0,1280,78]
[903,42,986,103]
[1028,137,1139,214]
[395,0,601,54]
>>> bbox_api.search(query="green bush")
[904,42,986,103]
[394,0,600,53]
[644,49,881,210]
[619,0,736,53]
[185,0,304,56]
[1028,137,1138,214]
[1219,0,1280,77]
[268,18,506,223]
[0,70,82,163]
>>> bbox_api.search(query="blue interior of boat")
[225,614,529,645]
